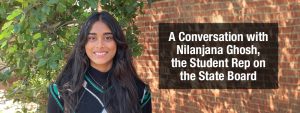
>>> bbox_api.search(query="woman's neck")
[90,63,112,72]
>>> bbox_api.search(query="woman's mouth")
[94,51,108,57]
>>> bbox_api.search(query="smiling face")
[85,21,117,72]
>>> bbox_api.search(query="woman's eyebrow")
[88,33,97,35]
[103,32,113,35]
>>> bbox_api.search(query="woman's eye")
[88,36,96,40]
[104,36,113,40]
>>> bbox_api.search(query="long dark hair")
[56,11,144,113]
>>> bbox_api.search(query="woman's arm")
[141,87,152,113]
[47,93,63,113]
[142,96,152,113]
[47,84,63,113]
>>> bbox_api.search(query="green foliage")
[0,0,144,112]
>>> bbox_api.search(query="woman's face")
[85,21,117,72]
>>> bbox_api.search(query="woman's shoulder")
[134,77,149,93]
[134,77,151,103]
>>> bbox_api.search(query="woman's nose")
[95,38,104,48]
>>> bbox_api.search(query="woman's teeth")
[94,52,107,56]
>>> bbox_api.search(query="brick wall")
[134,0,300,113]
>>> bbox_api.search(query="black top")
[47,66,152,113]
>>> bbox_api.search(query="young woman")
[47,11,151,113]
